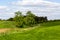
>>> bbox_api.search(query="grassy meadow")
[0,21,16,28]
[0,21,60,40]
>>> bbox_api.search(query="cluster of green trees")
[14,11,36,28]
[5,11,48,28]
[13,11,48,28]
[4,11,48,28]
[7,18,14,21]
[0,11,60,28]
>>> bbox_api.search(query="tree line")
[6,11,48,28]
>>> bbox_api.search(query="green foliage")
[14,11,36,28]
[7,18,14,21]
[24,11,36,26]
[14,11,24,28]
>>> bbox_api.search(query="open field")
[0,21,60,40]
[0,21,16,28]
[0,25,60,40]
[0,0,60,40]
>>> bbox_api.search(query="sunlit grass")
[0,21,60,40]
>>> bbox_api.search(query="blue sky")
[0,0,60,20]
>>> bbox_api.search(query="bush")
[14,11,36,28]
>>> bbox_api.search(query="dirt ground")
[0,27,36,33]
[0,28,11,33]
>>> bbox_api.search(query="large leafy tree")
[14,11,24,28]
[24,11,36,26]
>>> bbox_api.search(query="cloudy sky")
[0,0,60,20]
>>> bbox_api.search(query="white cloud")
[0,12,14,19]
[0,6,14,19]
[11,0,60,7]
[10,0,60,20]
[12,0,43,5]
[11,0,60,12]
[0,6,7,10]
[0,0,60,20]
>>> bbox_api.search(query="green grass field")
[0,21,60,40]
[0,21,16,28]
